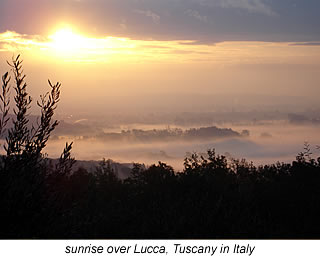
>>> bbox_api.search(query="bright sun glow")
[47,27,137,61]
[49,27,94,53]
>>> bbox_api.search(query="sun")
[49,27,91,54]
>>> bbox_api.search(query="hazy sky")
[1,0,320,42]
[0,0,319,115]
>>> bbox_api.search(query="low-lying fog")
[1,109,319,171]
[41,118,320,171]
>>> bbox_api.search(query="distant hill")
[288,113,320,125]
[95,126,242,144]
[46,158,133,180]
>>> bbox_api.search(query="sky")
[0,0,320,115]
[1,0,320,42]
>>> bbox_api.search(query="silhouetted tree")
[0,55,74,238]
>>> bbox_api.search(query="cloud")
[133,9,161,24]
[169,49,212,55]
[178,39,216,46]
[185,9,209,23]
[0,31,47,52]
[290,42,320,46]
[141,45,171,49]
[119,18,128,30]
[199,0,276,16]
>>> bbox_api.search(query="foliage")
[1,144,319,238]
[0,55,68,170]
[55,142,75,176]
[0,71,10,137]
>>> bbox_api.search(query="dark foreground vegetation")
[1,56,320,238]
[2,148,320,239]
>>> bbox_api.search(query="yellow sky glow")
[0,28,320,65]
